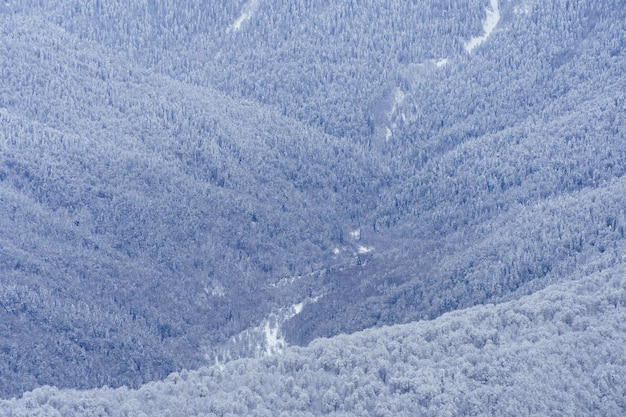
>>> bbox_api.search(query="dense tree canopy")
[0,0,625,412]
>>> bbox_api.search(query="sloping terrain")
[0,0,625,410]
[2,264,625,416]
[16,0,489,141]
[0,12,380,397]
[282,0,626,345]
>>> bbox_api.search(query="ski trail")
[464,0,500,53]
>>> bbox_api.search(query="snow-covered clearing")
[206,295,323,363]
[292,302,304,315]
[228,0,260,32]
[260,295,322,355]
[464,0,500,53]
[357,245,373,254]
[435,58,448,67]
[263,320,285,355]
[384,88,407,141]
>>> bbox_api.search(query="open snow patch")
[263,320,285,355]
[383,87,407,141]
[206,295,323,363]
[464,0,500,53]
[228,0,260,32]
[385,127,393,141]
[358,246,373,254]
[292,302,304,315]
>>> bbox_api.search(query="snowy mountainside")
[0,0,625,410]
[10,0,491,142]
[0,11,380,397]
[2,264,625,416]
[282,0,626,344]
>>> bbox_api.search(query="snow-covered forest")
[1,0,625,415]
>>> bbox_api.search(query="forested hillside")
[283,0,626,345]
[14,0,488,141]
[0,11,382,397]
[2,264,625,416]
[1,0,625,413]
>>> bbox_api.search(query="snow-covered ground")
[464,0,500,53]
[384,88,407,141]
[357,245,373,254]
[292,301,304,315]
[206,295,322,363]
[262,296,321,355]
[228,0,260,32]
[263,320,285,355]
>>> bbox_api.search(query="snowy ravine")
[465,0,500,53]
[203,237,369,364]
[204,297,321,364]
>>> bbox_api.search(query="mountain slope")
[10,0,491,142]
[2,264,625,416]
[282,0,626,345]
[0,0,625,405]
[0,11,381,397]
